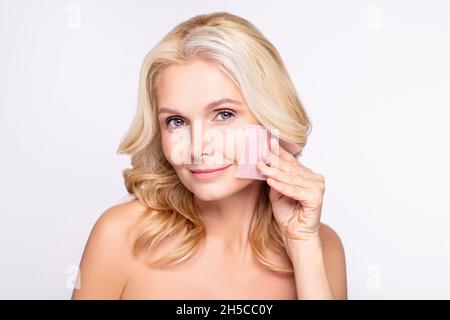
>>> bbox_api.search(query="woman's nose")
[190,120,213,164]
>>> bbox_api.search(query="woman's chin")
[190,184,235,201]
[189,179,256,202]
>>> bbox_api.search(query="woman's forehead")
[156,60,244,113]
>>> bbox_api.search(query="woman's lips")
[190,164,232,180]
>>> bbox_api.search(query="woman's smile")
[189,164,233,181]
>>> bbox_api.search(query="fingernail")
[259,166,275,175]
[262,151,270,163]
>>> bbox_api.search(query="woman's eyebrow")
[158,98,242,115]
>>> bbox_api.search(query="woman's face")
[156,59,261,201]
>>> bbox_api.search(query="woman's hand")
[257,138,325,244]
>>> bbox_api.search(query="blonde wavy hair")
[117,11,311,273]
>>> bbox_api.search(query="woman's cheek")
[161,126,247,167]
[161,136,174,166]
[223,126,247,164]
[162,129,192,167]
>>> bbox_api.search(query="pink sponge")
[235,124,301,180]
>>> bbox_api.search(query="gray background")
[1,0,449,299]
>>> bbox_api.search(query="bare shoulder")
[319,222,348,299]
[97,199,149,231]
[71,199,150,299]
[84,199,150,250]
[319,223,344,248]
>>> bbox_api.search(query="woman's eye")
[215,110,236,122]
[166,118,186,129]
[165,109,236,129]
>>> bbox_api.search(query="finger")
[265,177,309,202]
[269,138,297,163]
[257,162,313,189]
[265,138,324,183]
[293,161,318,179]
[262,151,294,174]
[268,150,318,180]
[263,149,316,180]
[267,177,324,207]
[263,141,299,171]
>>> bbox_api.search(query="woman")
[72,11,347,300]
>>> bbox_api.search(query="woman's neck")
[193,181,264,259]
